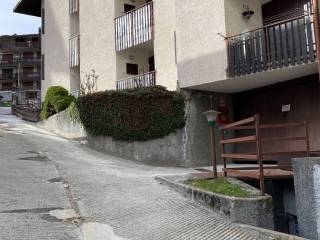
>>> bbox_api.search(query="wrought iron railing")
[0,42,40,49]
[116,71,156,90]
[115,2,154,51]
[69,35,80,67]
[0,74,18,81]
[22,73,40,81]
[226,15,316,78]
[69,0,79,14]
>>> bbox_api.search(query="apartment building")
[14,0,320,161]
[0,34,41,91]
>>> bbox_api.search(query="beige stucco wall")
[175,0,228,89]
[224,0,263,36]
[41,0,72,99]
[79,0,117,91]
[153,0,178,91]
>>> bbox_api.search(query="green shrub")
[40,86,74,119]
[68,101,80,123]
[76,86,186,141]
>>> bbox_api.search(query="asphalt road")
[0,110,284,240]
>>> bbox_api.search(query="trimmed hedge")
[76,86,185,141]
[40,86,75,119]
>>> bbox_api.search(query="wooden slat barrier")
[115,2,154,52]
[220,114,310,195]
[227,15,316,77]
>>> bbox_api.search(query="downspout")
[312,0,320,79]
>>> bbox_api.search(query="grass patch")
[186,178,253,198]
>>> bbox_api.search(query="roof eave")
[14,0,41,17]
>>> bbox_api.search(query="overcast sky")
[0,0,40,35]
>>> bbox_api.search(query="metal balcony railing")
[22,73,40,81]
[226,15,317,78]
[116,71,156,90]
[115,2,154,51]
[0,42,40,49]
[0,58,41,66]
[69,0,79,14]
[0,74,17,81]
[69,35,80,68]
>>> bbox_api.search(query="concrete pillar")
[292,158,320,240]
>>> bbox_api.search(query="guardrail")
[116,71,156,90]
[115,2,154,51]
[226,15,316,77]
[69,35,80,67]
[220,115,310,195]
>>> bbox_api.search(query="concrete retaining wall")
[38,90,232,167]
[156,174,274,230]
[37,110,86,139]
[87,131,187,167]
[293,157,320,240]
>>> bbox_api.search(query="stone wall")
[156,174,274,230]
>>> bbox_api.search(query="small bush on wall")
[76,86,186,142]
[40,86,75,119]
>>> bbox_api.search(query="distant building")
[0,34,41,91]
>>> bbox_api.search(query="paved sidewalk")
[0,113,293,240]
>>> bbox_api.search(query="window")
[70,0,79,14]
[126,63,138,75]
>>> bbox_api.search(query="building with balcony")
[14,0,320,234]
[14,0,320,163]
[0,34,41,91]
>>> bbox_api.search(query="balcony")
[69,35,80,68]
[22,73,40,81]
[115,2,154,52]
[0,74,17,81]
[227,15,316,78]
[21,58,41,65]
[116,71,156,90]
[0,42,40,50]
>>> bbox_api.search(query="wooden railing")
[115,2,154,51]
[220,115,310,195]
[69,35,80,68]
[116,71,156,90]
[227,15,316,77]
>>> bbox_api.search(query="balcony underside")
[186,62,318,93]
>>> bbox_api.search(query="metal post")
[312,0,320,77]
[210,125,218,179]
[255,114,265,196]
[17,61,21,89]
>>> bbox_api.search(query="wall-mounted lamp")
[242,5,255,19]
